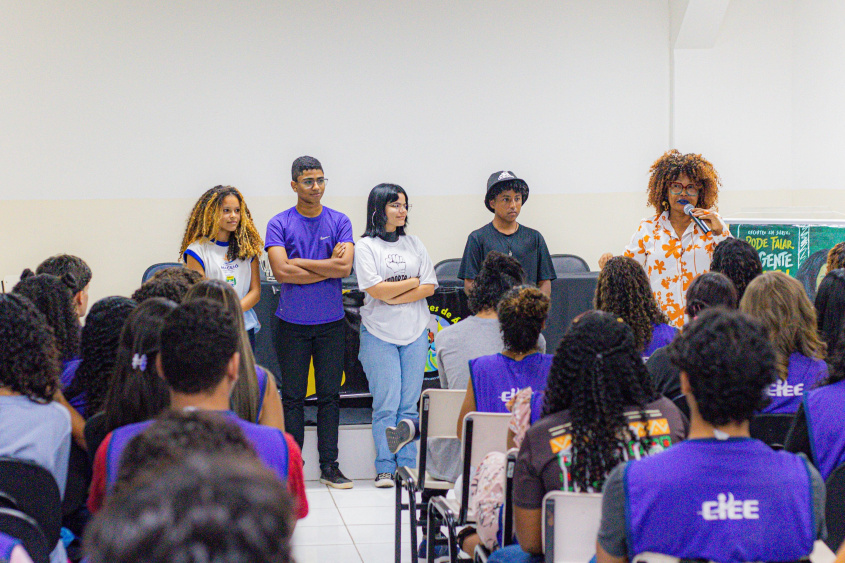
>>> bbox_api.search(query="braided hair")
[542,311,657,492]
[66,296,137,416]
[179,186,263,263]
[595,256,668,352]
[13,269,80,363]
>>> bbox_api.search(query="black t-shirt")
[457,222,556,285]
[646,346,682,400]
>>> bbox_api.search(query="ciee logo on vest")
[767,380,804,397]
[698,493,759,521]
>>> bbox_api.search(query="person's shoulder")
[517,223,544,239]
[468,223,495,240]
[527,408,572,438]
[322,206,351,222]
[269,207,297,223]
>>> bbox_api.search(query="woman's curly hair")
[595,256,669,352]
[815,269,845,356]
[827,243,845,273]
[542,311,657,492]
[66,296,137,416]
[646,150,720,214]
[497,286,550,354]
[179,186,263,262]
[0,294,61,402]
[13,269,80,363]
[685,271,738,318]
[668,308,776,425]
[467,251,526,314]
[710,238,763,302]
[740,271,826,380]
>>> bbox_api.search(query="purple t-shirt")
[265,206,354,325]
[643,323,678,358]
[762,352,828,414]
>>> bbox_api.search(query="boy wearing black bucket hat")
[458,171,556,296]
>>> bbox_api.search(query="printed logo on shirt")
[320,235,331,240]
[384,254,408,282]
[500,387,518,403]
[226,275,236,287]
[221,262,239,272]
[699,493,759,521]
[767,380,804,397]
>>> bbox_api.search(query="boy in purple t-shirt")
[265,156,355,489]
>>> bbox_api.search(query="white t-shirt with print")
[184,240,260,332]
[355,235,438,345]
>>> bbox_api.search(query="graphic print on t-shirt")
[221,261,239,288]
[384,254,408,282]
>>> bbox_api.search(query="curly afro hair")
[828,243,845,273]
[685,271,738,318]
[815,269,845,356]
[668,308,775,425]
[710,238,763,302]
[542,311,657,491]
[132,276,194,305]
[36,254,92,294]
[646,150,720,214]
[66,296,137,416]
[595,256,669,352]
[0,294,60,402]
[497,286,550,354]
[467,251,526,314]
[13,269,80,363]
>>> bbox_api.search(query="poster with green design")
[729,223,845,297]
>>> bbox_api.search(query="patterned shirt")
[623,211,730,327]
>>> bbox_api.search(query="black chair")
[0,508,50,563]
[749,414,795,450]
[671,394,690,421]
[141,262,182,283]
[825,463,845,551]
[434,259,462,286]
[0,458,62,552]
[550,254,590,275]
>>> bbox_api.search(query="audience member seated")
[486,311,687,563]
[184,280,285,431]
[647,272,737,400]
[710,237,763,302]
[0,532,34,563]
[596,309,826,563]
[595,256,676,357]
[0,294,71,563]
[87,299,307,520]
[84,455,295,563]
[84,298,175,464]
[130,266,202,304]
[786,325,845,480]
[828,242,845,273]
[457,286,552,435]
[64,296,137,419]
[741,271,827,413]
[815,268,845,359]
[36,254,92,318]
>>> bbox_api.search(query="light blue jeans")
[359,325,429,474]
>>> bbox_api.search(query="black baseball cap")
[485,171,529,212]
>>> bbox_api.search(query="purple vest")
[762,352,827,414]
[530,390,545,424]
[643,323,678,358]
[805,378,845,481]
[60,358,81,389]
[625,439,815,563]
[106,410,289,487]
[469,353,552,414]
[0,533,20,561]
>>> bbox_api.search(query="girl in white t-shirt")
[355,184,438,487]
[179,185,264,347]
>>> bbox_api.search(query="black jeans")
[275,317,345,469]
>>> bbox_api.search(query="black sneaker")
[320,465,353,489]
[385,419,415,454]
[375,472,394,488]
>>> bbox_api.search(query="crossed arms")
[267,242,354,284]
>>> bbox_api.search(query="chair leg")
[427,501,439,563]
[395,480,403,563]
[408,486,418,558]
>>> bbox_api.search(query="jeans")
[358,325,429,474]
[275,318,345,470]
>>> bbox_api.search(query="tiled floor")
[292,479,417,563]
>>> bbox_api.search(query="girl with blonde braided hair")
[180,186,264,347]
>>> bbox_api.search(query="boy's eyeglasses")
[667,181,700,196]
[299,178,328,188]
[387,203,412,211]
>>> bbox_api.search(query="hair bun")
[60,272,78,290]
[19,268,35,280]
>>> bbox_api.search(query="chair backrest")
[434,259,462,283]
[0,458,61,549]
[501,450,518,548]
[825,463,845,551]
[459,412,511,523]
[550,254,590,275]
[0,508,50,563]
[141,262,182,283]
[417,389,466,488]
[542,491,603,563]
[749,413,795,450]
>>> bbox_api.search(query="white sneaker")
[375,472,394,488]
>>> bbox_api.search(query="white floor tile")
[305,480,328,491]
[357,542,415,563]
[298,507,345,527]
[292,543,363,563]
[338,505,410,526]
[346,523,410,545]
[304,489,335,509]
[331,487,396,507]
[292,524,352,546]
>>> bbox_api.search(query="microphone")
[679,200,711,234]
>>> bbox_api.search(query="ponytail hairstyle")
[542,311,656,492]
[497,286,550,354]
[362,183,408,238]
[66,296,137,416]
[102,298,176,435]
[184,280,260,423]
[467,251,526,314]
[685,272,738,320]
[179,186,264,262]
[13,269,80,363]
